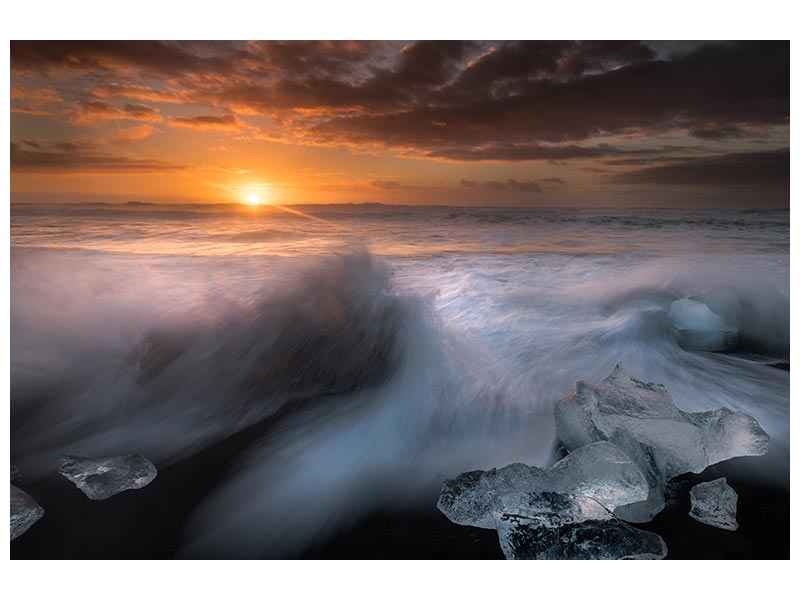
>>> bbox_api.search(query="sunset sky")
[10,40,789,207]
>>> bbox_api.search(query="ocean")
[9,203,790,558]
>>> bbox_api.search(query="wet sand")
[10,448,788,560]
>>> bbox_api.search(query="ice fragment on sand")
[689,477,738,531]
[11,484,44,540]
[496,514,667,560]
[58,454,157,500]
[554,365,767,522]
[555,364,768,478]
[604,429,668,523]
[437,441,648,529]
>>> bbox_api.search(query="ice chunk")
[437,441,648,529]
[669,298,737,351]
[11,484,44,540]
[604,430,668,523]
[689,477,738,531]
[555,365,769,479]
[496,514,667,560]
[554,365,768,522]
[11,465,19,481]
[58,454,157,500]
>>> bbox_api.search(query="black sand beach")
[10,441,788,560]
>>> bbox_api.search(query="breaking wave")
[10,210,789,556]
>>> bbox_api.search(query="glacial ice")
[58,454,158,500]
[437,441,648,529]
[689,477,738,531]
[11,484,44,540]
[604,429,668,522]
[438,364,769,558]
[496,514,667,560]
[669,298,738,352]
[555,365,770,478]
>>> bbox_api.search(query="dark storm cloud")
[448,41,654,97]
[559,40,656,74]
[210,41,476,113]
[382,41,476,89]
[311,41,788,156]
[245,41,382,77]
[424,143,628,162]
[611,149,789,187]
[10,40,246,76]
[10,40,790,198]
[12,41,787,145]
[10,142,185,173]
[688,125,747,139]
[450,41,568,94]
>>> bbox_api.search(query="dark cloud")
[611,149,789,187]
[461,178,545,193]
[10,40,246,76]
[210,41,476,113]
[369,180,403,190]
[122,103,161,121]
[170,114,242,130]
[389,41,478,89]
[10,142,185,173]
[13,42,787,152]
[308,41,787,158]
[689,125,746,139]
[449,41,654,98]
[560,40,656,74]
[425,143,626,162]
[367,180,438,192]
[69,99,162,122]
[92,83,187,103]
[10,41,790,198]
[245,41,383,78]
[451,41,567,95]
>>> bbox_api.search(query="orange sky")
[10,41,789,207]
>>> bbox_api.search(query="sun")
[247,192,260,205]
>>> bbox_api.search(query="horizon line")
[8,200,789,211]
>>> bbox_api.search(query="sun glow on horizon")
[247,192,260,205]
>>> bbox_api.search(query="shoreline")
[10,453,788,560]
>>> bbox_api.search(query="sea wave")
[9,213,789,556]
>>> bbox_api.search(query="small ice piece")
[437,441,648,529]
[689,477,738,531]
[11,484,44,540]
[496,514,667,560]
[669,298,738,351]
[58,454,157,500]
[554,365,768,522]
[11,465,19,481]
